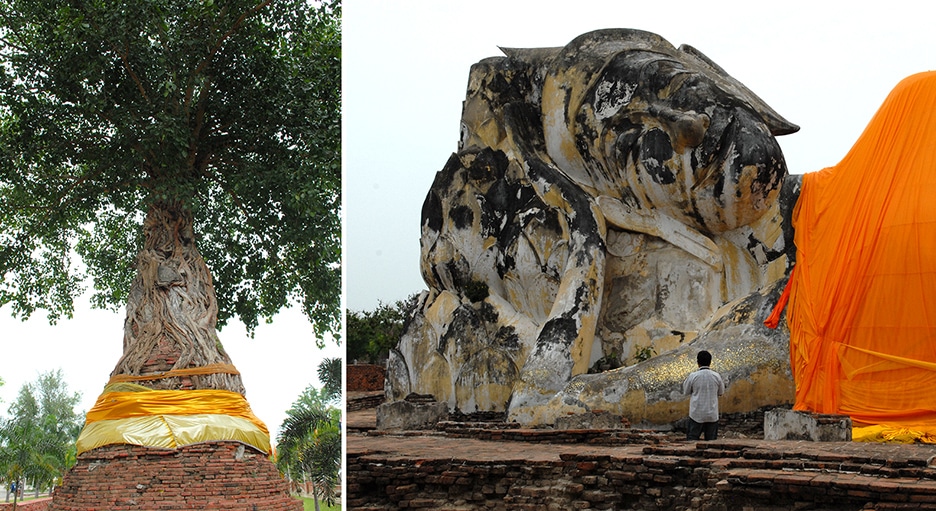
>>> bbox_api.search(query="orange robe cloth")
[788,70,936,435]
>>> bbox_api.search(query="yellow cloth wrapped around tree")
[76,387,271,455]
[788,71,936,440]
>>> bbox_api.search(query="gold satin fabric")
[788,71,936,440]
[106,363,240,383]
[76,388,271,454]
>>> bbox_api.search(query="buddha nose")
[673,112,710,151]
[649,105,710,152]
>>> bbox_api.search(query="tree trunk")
[110,202,244,394]
[311,478,320,511]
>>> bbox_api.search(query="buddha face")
[545,44,790,234]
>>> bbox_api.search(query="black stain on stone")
[422,153,465,233]
[449,204,474,230]
[421,190,442,233]
[468,148,508,183]
[640,128,676,185]
[495,325,521,351]
[779,174,802,267]
[535,317,579,351]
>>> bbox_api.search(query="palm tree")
[276,358,342,510]
[317,357,342,403]
[277,407,340,509]
[0,416,60,510]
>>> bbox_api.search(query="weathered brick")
[47,442,300,511]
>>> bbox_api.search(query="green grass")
[300,496,340,511]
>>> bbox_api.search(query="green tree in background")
[276,361,341,510]
[347,294,418,364]
[0,0,341,391]
[0,370,81,508]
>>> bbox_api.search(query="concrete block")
[764,409,852,441]
[377,400,449,430]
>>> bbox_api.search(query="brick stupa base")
[49,442,301,510]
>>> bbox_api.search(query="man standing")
[683,350,725,440]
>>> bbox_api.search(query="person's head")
[697,350,712,367]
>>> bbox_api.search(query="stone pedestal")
[377,395,448,431]
[49,442,301,510]
[764,409,852,441]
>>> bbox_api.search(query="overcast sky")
[344,0,936,312]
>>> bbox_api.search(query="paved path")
[348,431,644,462]
[347,403,936,510]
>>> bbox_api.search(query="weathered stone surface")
[764,409,853,442]
[555,411,629,430]
[377,399,449,431]
[390,28,800,425]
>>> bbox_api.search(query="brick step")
[437,421,521,432]
[349,439,936,510]
[347,391,385,412]
[645,446,936,483]
[723,467,936,506]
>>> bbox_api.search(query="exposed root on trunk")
[111,202,245,394]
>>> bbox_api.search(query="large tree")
[0,0,340,391]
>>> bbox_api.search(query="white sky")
[344,0,936,311]
[0,296,342,440]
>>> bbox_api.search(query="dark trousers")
[687,418,718,441]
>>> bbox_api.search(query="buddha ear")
[678,43,799,137]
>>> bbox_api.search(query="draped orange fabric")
[788,71,936,435]
[764,267,794,329]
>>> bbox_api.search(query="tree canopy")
[0,0,341,339]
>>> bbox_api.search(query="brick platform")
[349,433,936,510]
[49,442,301,510]
[349,390,386,413]
[348,402,936,510]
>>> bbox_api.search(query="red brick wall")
[48,442,301,511]
[348,364,385,391]
[0,499,50,511]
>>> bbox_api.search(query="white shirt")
[683,366,725,423]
